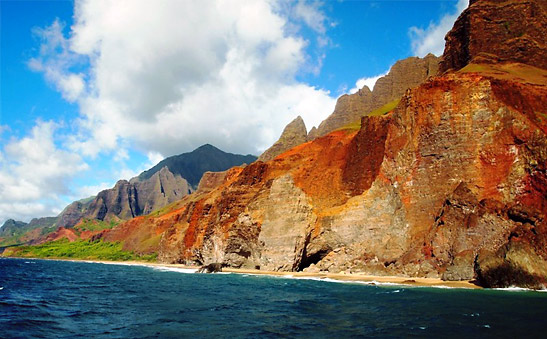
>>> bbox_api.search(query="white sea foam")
[280,276,403,288]
[0,287,3,290]
[152,266,198,274]
[492,286,547,293]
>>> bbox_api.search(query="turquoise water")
[1,258,546,338]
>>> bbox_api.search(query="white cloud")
[2,0,337,223]
[349,72,388,94]
[28,20,86,102]
[76,182,111,199]
[409,0,469,57]
[294,0,327,34]
[0,121,88,223]
[32,0,336,158]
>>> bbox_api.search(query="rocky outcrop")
[57,198,93,228]
[13,144,256,234]
[313,54,439,137]
[197,170,230,193]
[258,116,308,162]
[84,167,192,223]
[440,0,547,73]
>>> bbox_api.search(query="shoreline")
[4,256,481,289]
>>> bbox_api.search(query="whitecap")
[0,287,3,290]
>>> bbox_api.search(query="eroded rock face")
[84,167,192,223]
[197,170,229,193]
[258,116,308,162]
[440,0,547,73]
[313,54,439,137]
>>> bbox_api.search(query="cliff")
[313,54,439,138]
[440,0,547,72]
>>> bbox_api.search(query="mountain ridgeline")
[138,144,257,188]
[0,145,257,246]
[258,54,440,161]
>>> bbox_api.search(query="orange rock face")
[440,0,547,72]
[104,64,545,288]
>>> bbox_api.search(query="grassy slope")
[3,239,157,262]
[73,219,119,233]
[336,98,400,132]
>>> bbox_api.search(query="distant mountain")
[0,217,57,246]
[138,144,257,188]
[0,144,257,246]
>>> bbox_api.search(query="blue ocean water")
[1,258,546,338]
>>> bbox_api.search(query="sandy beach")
[11,257,480,289]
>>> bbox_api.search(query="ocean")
[1,258,546,338]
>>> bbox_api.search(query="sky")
[0,0,468,224]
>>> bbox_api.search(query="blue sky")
[0,0,468,223]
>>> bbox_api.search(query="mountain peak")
[138,145,257,187]
[258,115,308,162]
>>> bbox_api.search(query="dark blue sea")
[1,258,546,338]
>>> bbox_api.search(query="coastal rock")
[440,0,547,73]
[258,116,308,162]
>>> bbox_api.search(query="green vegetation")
[3,239,157,262]
[0,217,58,247]
[368,99,400,117]
[74,219,119,233]
[336,99,401,132]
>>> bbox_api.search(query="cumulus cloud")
[31,0,336,159]
[409,0,468,57]
[2,0,338,223]
[349,72,388,94]
[0,121,88,223]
